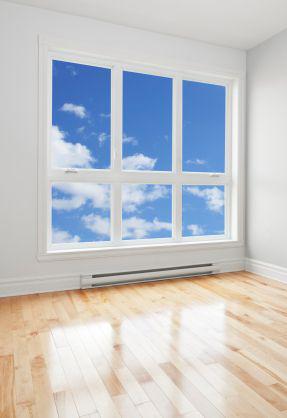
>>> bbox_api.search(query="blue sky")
[183,80,226,173]
[51,60,225,244]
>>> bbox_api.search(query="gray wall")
[247,29,287,268]
[0,0,245,283]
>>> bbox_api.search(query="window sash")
[48,180,230,250]
[47,53,233,251]
[48,58,232,176]
[49,180,228,244]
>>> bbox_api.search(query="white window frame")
[38,38,244,260]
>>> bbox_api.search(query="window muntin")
[122,184,172,240]
[52,60,111,169]
[182,80,226,173]
[122,71,173,171]
[46,55,235,252]
[182,185,225,237]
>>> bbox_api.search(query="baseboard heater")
[80,263,218,289]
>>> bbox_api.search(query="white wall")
[0,0,246,292]
[247,30,287,269]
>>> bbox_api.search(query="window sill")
[38,238,244,262]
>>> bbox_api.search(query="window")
[52,60,111,169]
[41,49,240,255]
[182,80,226,173]
[52,183,111,243]
[182,185,225,237]
[122,184,172,240]
[123,71,172,171]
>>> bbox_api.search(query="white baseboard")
[245,258,287,284]
[218,258,245,273]
[0,258,244,297]
[0,274,80,297]
[2,258,286,298]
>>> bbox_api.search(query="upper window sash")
[48,54,232,178]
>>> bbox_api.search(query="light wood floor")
[1,271,287,418]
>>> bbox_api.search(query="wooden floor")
[1,272,287,418]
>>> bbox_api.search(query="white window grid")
[38,44,242,256]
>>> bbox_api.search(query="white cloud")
[187,224,204,235]
[51,125,94,168]
[66,64,78,77]
[98,132,109,146]
[185,186,224,213]
[52,183,110,211]
[52,228,80,243]
[77,126,85,134]
[82,214,110,237]
[186,158,207,165]
[99,113,111,118]
[60,103,87,118]
[123,134,138,146]
[122,184,170,213]
[52,194,85,211]
[122,153,157,170]
[123,217,171,239]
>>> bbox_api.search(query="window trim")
[38,37,244,260]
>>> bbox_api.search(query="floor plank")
[1,271,287,417]
[0,354,15,418]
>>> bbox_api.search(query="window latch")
[209,173,220,177]
[65,168,78,173]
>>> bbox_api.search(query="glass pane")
[122,184,172,239]
[182,185,225,237]
[123,71,172,171]
[182,80,225,173]
[52,60,111,169]
[52,183,111,243]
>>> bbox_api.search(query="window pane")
[122,184,172,239]
[182,185,225,237]
[182,80,225,173]
[123,71,172,171]
[52,183,111,243]
[52,60,111,169]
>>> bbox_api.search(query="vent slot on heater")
[80,263,217,289]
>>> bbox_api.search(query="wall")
[246,29,287,271]
[0,0,246,294]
